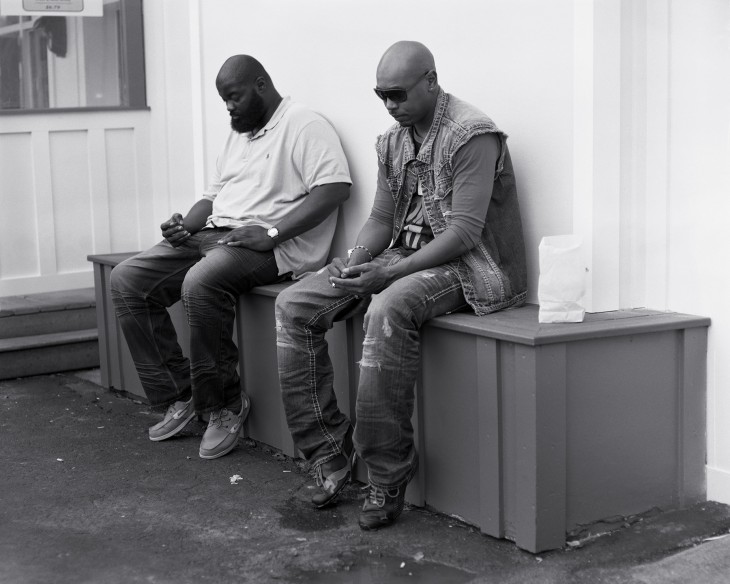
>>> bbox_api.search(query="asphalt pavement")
[2,370,729,584]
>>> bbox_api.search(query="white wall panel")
[0,132,39,280]
[88,127,111,255]
[105,128,142,252]
[0,111,153,295]
[49,130,94,274]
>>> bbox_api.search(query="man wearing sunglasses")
[110,55,351,460]
[276,41,527,529]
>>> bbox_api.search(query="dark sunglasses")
[373,71,430,103]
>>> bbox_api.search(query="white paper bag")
[538,235,586,323]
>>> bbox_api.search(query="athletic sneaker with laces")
[198,393,251,459]
[148,398,195,441]
[311,425,355,508]
[358,458,418,530]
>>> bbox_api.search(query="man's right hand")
[161,213,191,247]
[326,256,348,278]
[327,255,365,279]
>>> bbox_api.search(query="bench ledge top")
[246,283,710,345]
[89,253,710,345]
[427,305,710,345]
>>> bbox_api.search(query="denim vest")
[375,89,527,316]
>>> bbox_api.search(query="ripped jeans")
[110,228,284,413]
[276,248,466,488]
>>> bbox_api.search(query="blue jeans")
[110,228,285,413]
[276,248,467,488]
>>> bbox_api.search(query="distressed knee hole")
[358,357,382,371]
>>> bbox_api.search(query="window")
[0,0,145,111]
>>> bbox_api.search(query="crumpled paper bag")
[538,235,586,323]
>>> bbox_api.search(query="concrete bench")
[88,252,710,553]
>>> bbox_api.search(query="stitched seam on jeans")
[425,281,463,304]
[472,289,528,316]
[304,295,356,463]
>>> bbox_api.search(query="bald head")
[215,55,282,135]
[216,55,271,87]
[375,41,439,135]
[377,41,436,84]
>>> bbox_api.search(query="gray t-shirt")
[202,97,351,277]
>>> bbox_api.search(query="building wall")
[663,0,730,503]
[187,0,730,505]
[2,0,728,505]
[194,0,576,306]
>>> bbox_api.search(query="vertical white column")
[572,0,596,311]
[643,0,671,311]
[142,0,198,239]
[160,0,197,215]
[573,0,623,313]
[618,0,643,310]
[143,0,172,235]
[188,0,207,197]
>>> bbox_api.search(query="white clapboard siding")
[0,110,153,295]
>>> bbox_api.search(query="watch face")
[268,227,279,239]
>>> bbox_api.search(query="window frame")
[0,0,147,115]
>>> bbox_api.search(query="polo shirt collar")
[251,96,291,139]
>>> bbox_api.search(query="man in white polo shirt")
[110,55,351,460]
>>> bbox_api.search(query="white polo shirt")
[202,97,351,277]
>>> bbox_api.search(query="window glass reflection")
[0,0,144,111]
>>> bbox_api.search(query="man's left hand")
[217,225,275,251]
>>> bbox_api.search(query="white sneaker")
[198,393,251,459]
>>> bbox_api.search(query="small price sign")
[23,0,84,11]
[0,0,102,16]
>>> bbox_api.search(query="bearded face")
[229,90,267,134]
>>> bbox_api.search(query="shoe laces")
[166,399,190,417]
[363,483,398,508]
[312,457,337,488]
[313,452,349,490]
[209,408,232,428]
[314,465,325,488]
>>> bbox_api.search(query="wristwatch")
[267,227,279,240]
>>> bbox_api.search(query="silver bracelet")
[347,245,373,261]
